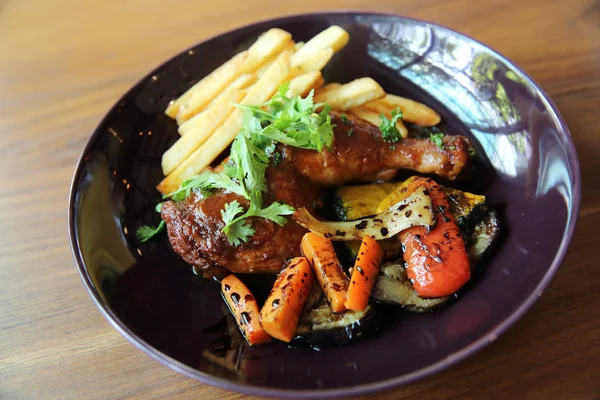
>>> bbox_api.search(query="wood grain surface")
[1,0,599,398]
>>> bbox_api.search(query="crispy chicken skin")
[286,112,471,186]
[161,113,472,274]
[161,162,317,273]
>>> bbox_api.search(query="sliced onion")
[293,186,434,241]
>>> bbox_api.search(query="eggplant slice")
[371,263,449,312]
[467,210,500,264]
[334,238,403,270]
[295,188,501,347]
[292,285,381,349]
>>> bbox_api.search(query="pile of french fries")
[157,26,441,194]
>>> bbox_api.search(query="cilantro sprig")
[220,196,295,246]
[136,83,333,246]
[238,83,334,152]
[429,133,445,149]
[136,220,166,242]
[379,108,403,143]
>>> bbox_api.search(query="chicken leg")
[161,113,472,274]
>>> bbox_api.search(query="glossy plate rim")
[68,10,582,399]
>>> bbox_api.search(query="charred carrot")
[260,257,314,342]
[221,274,271,345]
[301,232,349,313]
[345,236,383,311]
[400,178,471,298]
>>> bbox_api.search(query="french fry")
[315,82,341,95]
[256,40,295,78]
[171,28,292,123]
[312,75,325,92]
[288,47,333,79]
[348,107,380,126]
[178,86,246,137]
[210,157,229,173]
[178,73,256,136]
[256,57,275,78]
[165,102,179,119]
[286,71,322,97]
[228,73,258,90]
[314,78,385,111]
[157,51,292,194]
[291,26,349,66]
[161,89,245,176]
[294,41,305,51]
[173,51,248,123]
[349,106,408,138]
[256,59,275,79]
[166,51,247,119]
[284,40,295,52]
[241,50,292,106]
[239,28,293,74]
[363,95,441,126]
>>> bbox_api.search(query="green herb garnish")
[347,128,354,137]
[429,133,445,149]
[136,220,166,242]
[137,83,334,245]
[379,108,403,143]
[468,147,476,156]
[220,195,295,246]
[340,114,350,124]
[271,151,283,166]
[237,83,334,152]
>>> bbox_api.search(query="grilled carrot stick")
[344,236,383,311]
[221,274,271,345]
[260,257,314,342]
[400,177,471,298]
[301,232,349,313]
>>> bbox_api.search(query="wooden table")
[2,0,599,398]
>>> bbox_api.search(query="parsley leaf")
[226,220,256,246]
[158,83,333,246]
[233,133,269,194]
[165,170,246,201]
[429,133,445,149]
[252,201,295,225]
[468,147,476,156]
[242,89,334,152]
[136,220,165,242]
[220,197,295,245]
[379,108,403,143]
[340,114,350,124]
[220,201,256,246]
[271,151,283,166]
[203,173,246,197]
[221,199,245,222]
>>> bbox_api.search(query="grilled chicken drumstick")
[161,113,472,274]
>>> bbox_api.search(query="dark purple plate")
[68,12,580,398]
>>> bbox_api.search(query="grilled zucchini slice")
[333,182,398,221]
[334,182,490,267]
[371,210,500,311]
[334,178,488,226]
[371,263,448,312]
